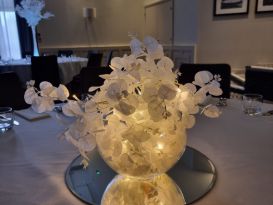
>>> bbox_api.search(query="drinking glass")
[25,55,31,64]
[0,107,14,133]
[216,97,228,107]
[242,94,263,116]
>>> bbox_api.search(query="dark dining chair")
[80,66,112,94]
[58,50,73,57]
[103,50,113,67]
[65,51,103,97]
[31,55,61,87]
[245,66,273,102]
[0,71,29,110]
[178,63,231,98]
[87,52,103,67]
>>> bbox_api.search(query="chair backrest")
[31,55,60,87]
[80,66,112,94]
[0,71,29,110]
[245,66,273,101]
[58,50,73,57]
[178,63,231,98]
[104,50,113,67]
[87,53,103,67]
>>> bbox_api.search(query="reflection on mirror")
[65,146,216,205]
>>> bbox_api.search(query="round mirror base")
[65,146,216,205]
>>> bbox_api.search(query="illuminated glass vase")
[31,26,40,56]
[95,111,187,205]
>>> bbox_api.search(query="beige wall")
[39,0,273,70]
[197,0,273,70]
[39,0,145,48]
[39,0,198,48]
[174,0,197,45]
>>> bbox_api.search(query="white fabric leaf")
[178,98,199,114]
[88,86,100,93]
[149,44,164,60]
[210,79,221,87]
[158,84,177,101]
[143,36,158,53]
[64,130,96,152]
[122,126,151,143]
[208,85,223,96]
[48,89,58,98]
[130,38,143,56]
[39,81,55,96]
[84,100,97,113]
[31,97,54,113]
[79,134,97,152]
[110,57,123,70]
[62,101,83,117]
[115,100,136,116]
[178,90,189,101]
[193,71,213,87]
[56,84,69,101]
[99,74,111,80]
[129,69,141,81]
[24,87,38,104]
[148,99,165,122]
[134,129,151,142]
[203,105,221,118]
[184,83,197,94]
[126,94,139,108]
[182,114,196,129]
[39,81,53,91]
[142,86,158,103]
[106,80,127,102]
[143,36,164,59]
[26,80,35,87]
[107,114,120,125]
[157,56,174,70]
[194,88,207,104]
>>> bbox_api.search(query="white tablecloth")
[0,99,272,205]
[0,57,87,84]
[58,57,88,84]
[188,100,273,205]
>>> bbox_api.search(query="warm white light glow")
[180,91,189,100]
[131,110,145,122]
[72,94,80,101]
[159,133,165,138]
[156,142,164,150]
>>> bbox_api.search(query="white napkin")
[14,108,50,121]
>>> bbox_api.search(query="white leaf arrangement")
[24,36,222,167]
[16,0,54,27]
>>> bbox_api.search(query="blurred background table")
[0,99,272,205]
[0,57,87,85]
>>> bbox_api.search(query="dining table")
[0,56,88,85]
[0,98,272,205]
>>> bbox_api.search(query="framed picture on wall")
[214,0,249,16]
[256,0,273,13]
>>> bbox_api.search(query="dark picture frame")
[214,0,249,16]
[256,0,273,13]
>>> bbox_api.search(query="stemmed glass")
[216,97,228,107]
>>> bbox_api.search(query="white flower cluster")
[16,0,54,27]
[24,37,222,166]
